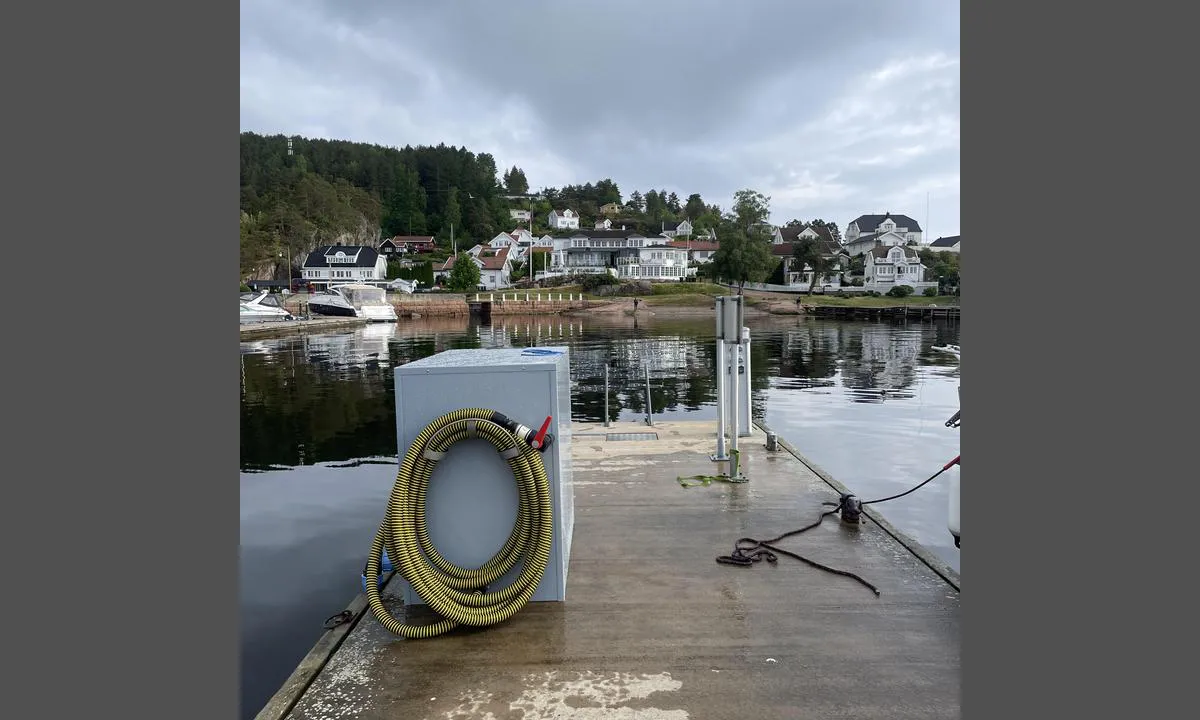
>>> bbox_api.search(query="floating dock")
[807,304,960,322]
[239,317,369,340]
[257,420,960,720]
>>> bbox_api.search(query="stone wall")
[390,295,470,317]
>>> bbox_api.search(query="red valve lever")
[944,455,961,471]
[533,416,552,448]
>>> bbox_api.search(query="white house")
[301,245,388,285]
[548,208,580,230]
[550,229,689,281]
[437,245,514,290]
[769,225,848,288]
[864,244,928,289]
[594,218,613,230]
[661,220,693,238]
[928,235,960,254]
[844,213,923,257]
[771,224,834,247]
[667,239,718,264]
[509,209,532,222]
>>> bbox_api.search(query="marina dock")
[257,420,960,720]
[806,304,960,321]
[240,317,369,339]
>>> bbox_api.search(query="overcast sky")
[240,0,960,238]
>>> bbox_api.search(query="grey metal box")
[393,346,574,605]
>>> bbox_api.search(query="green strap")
[677,474,748,487]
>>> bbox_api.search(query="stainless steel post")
[728,333,739,456]
[738,326,752,437]
[712,297,728,461]
[644,365,653,426]
[604,363,610,428]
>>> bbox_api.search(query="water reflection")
[240,314,960,471]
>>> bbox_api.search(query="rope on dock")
[716,508,882,596]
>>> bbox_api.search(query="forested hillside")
[239,131,729,280]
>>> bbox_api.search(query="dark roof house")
[849,213,923,233]
[303,245,382,268]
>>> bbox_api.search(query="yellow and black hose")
[364,408,554,639]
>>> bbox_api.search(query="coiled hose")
[364,408,554,639]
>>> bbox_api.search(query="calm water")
[239,312,961,718]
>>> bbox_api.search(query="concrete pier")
[258,420,960,720]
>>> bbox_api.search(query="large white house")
[548,208,580,230]
[844,213,923,257]
[864,244,928,288]
[547,229,688,281]
[301,245,388,285]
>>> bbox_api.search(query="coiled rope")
[364,408,554,639]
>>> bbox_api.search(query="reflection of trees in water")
[240,334,399,471]
[239,315,959,469]
[568,330,717,422]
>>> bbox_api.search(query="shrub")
[922,287,938,297]
[579,273,619,291]
[887,285,915,298]
[240,283,251,293]
[850,277,864,287]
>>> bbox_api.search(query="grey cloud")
[240,0,960,235]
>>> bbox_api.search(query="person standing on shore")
[633,297,640,313]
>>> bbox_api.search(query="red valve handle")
[533,416,552,448]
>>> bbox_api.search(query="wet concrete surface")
[282,421,960,719]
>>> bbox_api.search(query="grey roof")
[778,224,836,244]
[847,232,881,245]
[850,213,923,232]
[869,245,921,261]
[929,235,960,247]
[569,229,648,239]
[303,245,381,268]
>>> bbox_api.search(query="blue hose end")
[360,549,394,593]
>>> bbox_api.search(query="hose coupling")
[493,412,554,453]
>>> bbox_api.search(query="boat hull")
[358,304,399,322]
[308,302,357,318]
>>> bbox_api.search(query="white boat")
[308,284,398,322]
[240,291,294,323]
[387,278,421,294]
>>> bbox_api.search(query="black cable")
[716,508,881,596]
[713,456,960,597]
[861,455,960,506]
